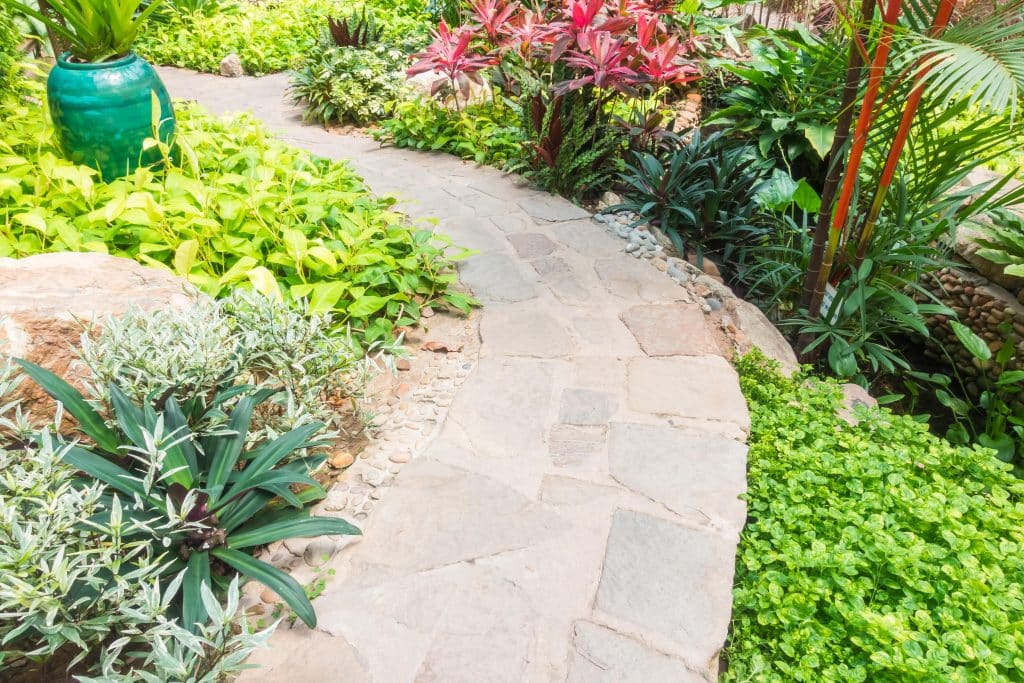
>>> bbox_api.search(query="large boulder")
[0,253,201,416]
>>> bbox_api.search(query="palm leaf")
[229,512,359,549]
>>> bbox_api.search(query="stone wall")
[920,266,1024,409]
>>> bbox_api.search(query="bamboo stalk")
[799,0,875,315]
[851,0,958,266]
[807,0,904,319]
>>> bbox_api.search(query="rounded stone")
[303,537,338,567]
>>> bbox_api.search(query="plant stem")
[806,0,904,321]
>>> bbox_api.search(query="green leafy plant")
[328,6,382,47]
[17,359,361,631]
[134,0,429,75]
[77,292,375,442]
[617,129,770,262]
[290,44,407,126]
[0,6,20,95]
[726,351,1024,681]
[516,86,627,201]
[1,0,163,62]
[0,88,473,344]
[941,320,1024,465]
[378,96,523,167]
[973,208,1024,279]
[706,27,845,181]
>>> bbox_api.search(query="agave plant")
[0,0,164,62]
[16,359,360,632]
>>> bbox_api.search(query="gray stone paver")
[160,68,748,682]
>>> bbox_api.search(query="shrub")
[378,96,524,166]
[77,292,375,443]
[290,44,408,126]
[0,6,19,96]
[617,130,771,262]
[0,360,272,679]
[0,87,472,344]
[726,352,1024,682]
[134,0,429,75]
[18,360,361,632]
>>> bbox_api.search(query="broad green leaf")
[229,514,360,549]
[182,551,211,635]
[246,266,283,300]
[950,320,992,361]
[14,359,119,452]
[211,547,317,627]
[799,123,835,159]
[174,239,200,277]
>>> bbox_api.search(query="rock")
[260,588,282,604]
[219,53,244,78]
[329,450,356,469]
[595,191,623,211]
[0,253,200,417]
[396,358,412,371]
[686,253,722,279]
[838,383,878,425]
[303,537,338,567]
[732,300,799,375]
[406,71,492,110]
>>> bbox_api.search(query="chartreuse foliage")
[0,7,19,96]
[17,359,359,632]
[0,89,472,344]
[726,352,1024,682]
[134,0,429,75]
[378,97,524,167]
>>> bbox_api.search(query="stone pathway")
[159,69,750,682]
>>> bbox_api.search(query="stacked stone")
[920,267,1024,411]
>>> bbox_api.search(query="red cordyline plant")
[408,20,499,106]
[409,0,700,103]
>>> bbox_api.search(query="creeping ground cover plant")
[0,86,473,344]
[726,352,1024,682]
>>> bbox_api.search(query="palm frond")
[896,4,1024,118]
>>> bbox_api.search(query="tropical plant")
[0,88,473,345]
[516,85,628,200]
[617,129,770,262]
[156,0,235,19]
[705,27,846,184]
[409,0,704,199]
[727,351,1024,681]
[327,6,382,47]
[0,6,20,95]
[134,0,430,75]
[76,292,374,442]
[378,96,524,166]
[0,0,163,62]
[942,320,1024,466]
[17,359,361,631]
[290,44,407,126]
[973,208,1024,279]
[801,0,1024,335]
[82,578,276,683]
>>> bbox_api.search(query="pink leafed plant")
[468,0,520,44]
[408,20,499,104]
[639,36,700,86]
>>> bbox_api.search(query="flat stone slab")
[480,306,573,358]
[608,422,747,530]
[621,304,718,356]
[507,232,558,259]
[594,257,687,303]
[518,194,591,223]
[550,220,623,258]
[594,510,736,668]
[558,388,619,426]
[459,253,539,304]
[568,621,705,683]
[628,356,750,432]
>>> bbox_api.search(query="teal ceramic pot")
[47,52,176,180]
